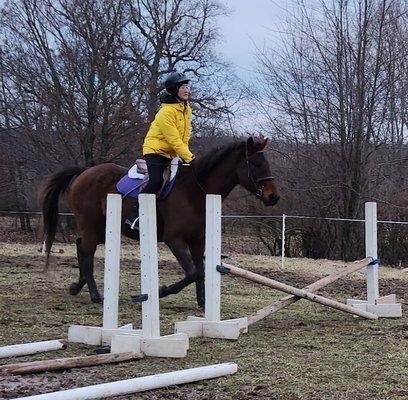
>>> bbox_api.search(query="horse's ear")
[247,136,268,154]
[247,137,255,152]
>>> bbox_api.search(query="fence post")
[281,214,286,268]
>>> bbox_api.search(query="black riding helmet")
[164,71,190,97]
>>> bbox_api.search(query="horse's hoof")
[91,294,102,303]
[197,299,205,309]
[159,285,168,298]
[69,283,81,295]
[90,292,103,303]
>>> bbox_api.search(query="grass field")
[0,242,407,399]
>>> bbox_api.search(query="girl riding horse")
[41,108,280,306]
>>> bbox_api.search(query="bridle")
[245,149,275,200]
[189,147,275,199]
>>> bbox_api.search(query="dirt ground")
[0,242,407,400]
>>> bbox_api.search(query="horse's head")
[236,137,280,206]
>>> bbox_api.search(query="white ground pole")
[347,202,402,317]
[175,195,248,340]
[11,362,238,400]
[0,340,67,359]
[68,194,189,358]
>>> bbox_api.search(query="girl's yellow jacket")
[143,102,194,163]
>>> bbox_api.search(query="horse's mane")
[195,140,245,181]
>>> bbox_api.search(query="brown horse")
[40,137,280,306]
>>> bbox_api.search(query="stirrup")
[125,217,139,230]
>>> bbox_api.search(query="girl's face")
[177,83,190,101]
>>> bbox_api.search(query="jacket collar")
[161,102,189,111]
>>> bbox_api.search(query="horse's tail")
[40,166,87,268]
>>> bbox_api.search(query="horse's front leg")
[160,238,197,301]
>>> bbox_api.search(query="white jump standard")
[347,202,402,317]
[68,193,189,358]
[175,195,248,340]
[176,197,402,339]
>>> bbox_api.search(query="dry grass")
[0,243,407,399]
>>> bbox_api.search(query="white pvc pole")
[365,202,379,303]
[139,194,160,338]
[102,194,122,330]
[281,214,286,268]
[205,195,222,322]
[13,362,238,400]
[0,340,67,359]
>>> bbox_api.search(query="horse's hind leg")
[160,238,197,302]
[188,241,205,308]
[69,236,101,303]
[69,238,87,295]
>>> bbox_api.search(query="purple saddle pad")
[116,175,176,200]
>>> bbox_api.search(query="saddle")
[116,157,180,200]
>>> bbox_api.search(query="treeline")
[1,0,408,266]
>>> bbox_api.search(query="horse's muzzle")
[266,193,280,206]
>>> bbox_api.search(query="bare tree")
[254,0,408,260]
[122,0,237,124]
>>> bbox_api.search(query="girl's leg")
[141,154,169,194]
[125,154,169,229]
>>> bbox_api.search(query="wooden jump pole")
[0,352,143,375]
[219,263,378,320]
[247,257,373,325]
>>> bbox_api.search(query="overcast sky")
[217,0,293,81]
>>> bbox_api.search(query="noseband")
[245,149,275,199]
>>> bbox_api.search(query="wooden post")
[221,262,378,320]
[248,257,373,325]
[139,194,160,338]
[102,194,122,330]
[69,194,188,358]
[346,202,402,317]
[365,202,379,304]
[205,195,222,322]
[175,195,247,340]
